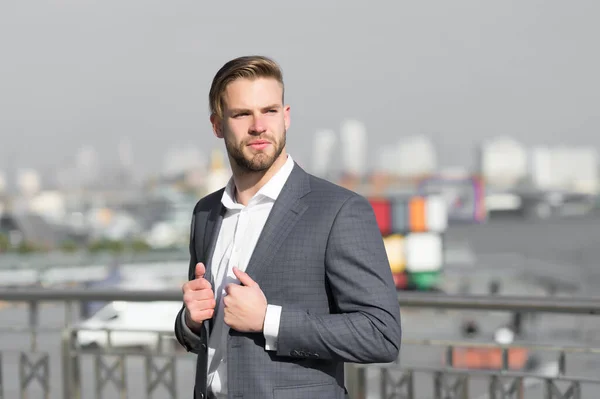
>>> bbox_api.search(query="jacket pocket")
[273,382,336,399]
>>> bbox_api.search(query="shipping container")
[404,232,443,272]
[380,231,444,291]
[370,193,448,292]
[372,195,450,234]
[383,234,405,273]
[408,270,441,291]
[392,272,409,289]
[368,198,392,235]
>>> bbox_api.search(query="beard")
[225,130,286,173]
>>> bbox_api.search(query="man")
[174,55,401,399]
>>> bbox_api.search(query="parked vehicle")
[76,300,182,351]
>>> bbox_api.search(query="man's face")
[212,77,290,173]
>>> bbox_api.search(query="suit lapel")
[203,194,225,285]
[244,165,311,283]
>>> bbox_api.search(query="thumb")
[233,267,257,287]
[195,262,206,279]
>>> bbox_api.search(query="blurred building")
[16,169,41,197]
[311,128,336,178]
[530,146,599,195]
[478,137,528,189]
[340,119,367,178]
[395,135,437,179]
[0,170,6,195]
[205,148,230,195]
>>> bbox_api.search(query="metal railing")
[346,339,600,399]
[0,289,599,398]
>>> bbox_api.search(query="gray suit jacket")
[174,163,402,399]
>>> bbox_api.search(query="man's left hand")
[223,267,267,333]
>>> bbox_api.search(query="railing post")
[28,301,38,352]
[61,328,81,399]
[0,352,3,399]
[61,327,71,399]
[345,363,367,399]
[64,300,73,328]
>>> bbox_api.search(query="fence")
[1,289,599,398]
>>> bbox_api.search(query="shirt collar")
[221,154,295,209]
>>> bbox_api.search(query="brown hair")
[209,55,284,118]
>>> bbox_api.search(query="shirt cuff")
[263,304,282,351]
[181,310,201,338]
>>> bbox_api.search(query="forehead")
[222,77,283,109]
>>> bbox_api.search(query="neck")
[231,151,288,206]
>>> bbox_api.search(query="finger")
[232,267,257,287]
[188,298,216,311]
[223,309,232,325]
[196,297,216,310]
[195,262,206,279]
[190,308,214,323]
[225,282,244,296]
[184,289,214,302]
[187,278,212,291]
[224,283,237,296]
[183,280,207,293]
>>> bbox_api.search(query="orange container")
[408,197,427,232]
[450,347,529,370]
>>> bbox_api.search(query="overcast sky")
[0,0,598,179]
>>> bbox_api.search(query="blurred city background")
[1,1,600,398]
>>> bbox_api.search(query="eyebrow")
[228,104,282,114]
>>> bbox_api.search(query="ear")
[283,104,291,131]
[210,113,224,139]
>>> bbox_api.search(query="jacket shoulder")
[306,173,367,206]
[192,188,225,214]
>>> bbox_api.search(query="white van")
[76,300,183,351]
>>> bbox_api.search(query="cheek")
[223,127,245,145]
[268,118,285,134]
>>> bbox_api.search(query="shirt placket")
[227,207,249,278]
[217,207,250,367]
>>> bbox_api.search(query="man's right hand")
[182,262,215,330]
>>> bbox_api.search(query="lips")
[248,140,270,146]
[247,140,271,150]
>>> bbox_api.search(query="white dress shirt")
[182,154,295,398]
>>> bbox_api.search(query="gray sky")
[1,0,598,179]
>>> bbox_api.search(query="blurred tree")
[130,239,150,252]
[0,233,9,252]
[60,240,79,253]
[88,239,125,253]
[16,241,36,254]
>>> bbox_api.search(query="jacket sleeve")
[174,212,208,354]
[275,194,402,364]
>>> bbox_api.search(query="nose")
[249,114,267,134]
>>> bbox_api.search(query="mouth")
[247,140,271,150]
